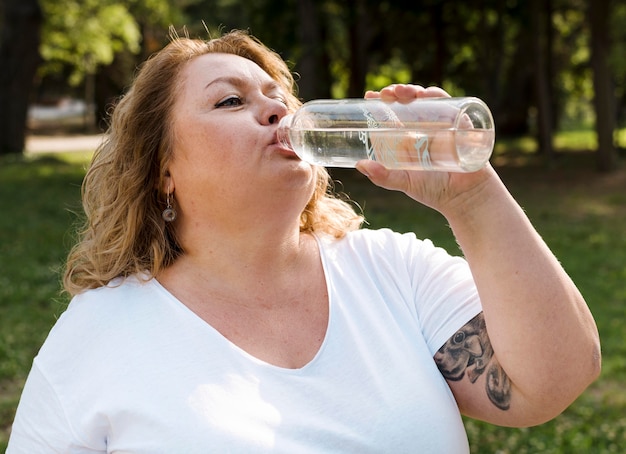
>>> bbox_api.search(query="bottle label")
[359,107,433,169]
[414,135,433,169]
[359,109,381,160]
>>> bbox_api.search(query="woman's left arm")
[438,168,600,427]
[358,84,601,427]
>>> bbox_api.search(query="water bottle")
[277,97,495,172]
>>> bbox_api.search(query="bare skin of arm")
[358,84,601,427]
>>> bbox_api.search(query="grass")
[1,146,625,452]
[0,153,85,451]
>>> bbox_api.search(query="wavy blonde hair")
[63,29,363,296]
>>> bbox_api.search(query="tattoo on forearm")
[434,313,511,410]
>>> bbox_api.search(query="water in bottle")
[277,97,495,172]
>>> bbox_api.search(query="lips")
[270,131,299,159]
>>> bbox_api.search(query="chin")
[283,160,317,193]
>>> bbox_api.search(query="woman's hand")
[356,84,495,217]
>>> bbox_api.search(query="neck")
[162,211,315,293]
[158,176,320,299]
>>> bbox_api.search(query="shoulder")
[60,274,158,324]
[318,227,421,253]
[36,275,166,363]
[318,228,461,271]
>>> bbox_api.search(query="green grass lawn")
[1,149,625,452]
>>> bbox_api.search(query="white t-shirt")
[8,228,482,453]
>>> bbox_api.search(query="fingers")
[355,160,409,192]
[378,84,421,102]
[366,84,450,103]
[355,159,389,183]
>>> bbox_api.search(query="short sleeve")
[329,228,483,357]
[7,362,91,453]
[404,234,482,355]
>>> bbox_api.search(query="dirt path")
[25,134,104,154]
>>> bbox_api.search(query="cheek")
[170,114,261,192]
[172,120,218,167]
[174,115,244,157]
[169,125,235,190]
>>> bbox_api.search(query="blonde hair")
[63,29,363,296]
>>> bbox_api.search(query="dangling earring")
[162,185,177,222]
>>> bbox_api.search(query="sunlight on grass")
[25,150,94,166]
[495,136,537,154]
[555,129,597,150]
[494,127,626,156]
[494,129,598,155]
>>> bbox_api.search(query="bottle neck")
[276,114,294,150]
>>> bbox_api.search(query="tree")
[92,0,188,129]
[589,0,619,172]
[530,0,555,159]
[345,0,373,98]
[295,0,333,100]
[39,0,141,129]
[0,0,42,155]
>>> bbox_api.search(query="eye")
[274,96,288,106]
[215,96,243,108]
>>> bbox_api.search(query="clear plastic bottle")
[277,97,495,172]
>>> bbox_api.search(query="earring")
[162,186,177,222]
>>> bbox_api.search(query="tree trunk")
[0,0,42,155]
[589,0,619,172]
[495,33,533,136]
[346,0,372,98]
[295,0,332,100]
[530,0,554,160]
[430,2,445,88]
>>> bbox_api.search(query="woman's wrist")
[439,168,519,243]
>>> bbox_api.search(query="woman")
[8,30,600,453]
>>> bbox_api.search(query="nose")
[263,97,289,126]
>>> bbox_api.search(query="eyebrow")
[204,76,245,91]
[204,76,282,93]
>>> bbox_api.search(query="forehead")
[180,52,274,88]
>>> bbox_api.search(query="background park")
[0,0,625,452]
